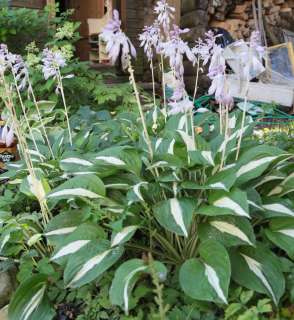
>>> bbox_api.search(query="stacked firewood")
[208,0,294,41]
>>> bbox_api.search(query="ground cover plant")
[0,1,294,319]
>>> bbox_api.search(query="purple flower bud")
[42,48,67,80]
[101,10,136,70]
[154,0,175,34]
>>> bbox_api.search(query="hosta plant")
[0,1,294,319]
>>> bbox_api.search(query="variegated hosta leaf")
[189,150,215,167]
[95,156,126,166]
[230,246,285,305]
[265,217,294,259]
[127,182,148,203]
[8,274,54,320]
[154,198,196,237]
[64,240,123,288]
[235,145,284,185]
[47,174,105,201]
[0,233,10,253]
[44,210,86,246]
[262,201,294,218]
[110,259,167,315]
[60,156,95,174]
[177,130,196,151]
[49,223,102,263]
[236,156,278,184]
[180,240,230,304]
[93,147,142,175]
[111,226,138,247]
[209,189,250,218]
[198,216,255,247]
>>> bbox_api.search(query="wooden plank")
[11,0,46,9]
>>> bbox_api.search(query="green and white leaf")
[111,226,138,247]
[47,175,105,201]
[154,198,196,237]
[230,245,285,305]
[8,275,54,320]
[64,240,123,288]
[110,259,167,315]
[180,240,230,304]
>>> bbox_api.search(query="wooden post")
[168,0,181,25]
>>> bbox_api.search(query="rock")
[0,272,14,308]
[0,305,8,320]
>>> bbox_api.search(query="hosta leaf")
[189,150,215,166]
[110,259,167,315]
[60,154,95,173]
[64,240,123,288]
[47,174,105,201]
[180,240,230,304]
[111,226,138,247]
[235,145,284,185]
[265,218,294,259]
[50,224,102,263]
[8,274,54,320]
[93,147,142,176]
[262,200,294,218]
[177,130,196,151]
[127,182,148,203]
[44,210,85,246]
[208,188,250,218]
[199,216,255,247]
[153,198,196,237]
[230,245,285,305]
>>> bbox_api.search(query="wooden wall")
[10,0,46,8]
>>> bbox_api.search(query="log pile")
[208,0,294,42]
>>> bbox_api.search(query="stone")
[0,272,14,309]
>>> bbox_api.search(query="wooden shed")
[9,0,181,76]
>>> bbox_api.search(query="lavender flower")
[160,25,195,79]
[168,96,194,115]
[0,124,14,147]
[12,55,29,91]
[101,10,136,70]
[207,45,233,107]
[42,48,66,80]
[0,44,8,74]
[168,80,193,115]
[154,0,175,34]
[139,23,160,61]
[193,30,218,65]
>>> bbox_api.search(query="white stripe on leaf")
[68,250,111,287]
[133,182,148,201]
[48,188,102,199]
[95,156,126,166]
[241,254,277,305]
[45,227,77,236]
[177,130,196,151]
[51,240,90,260]
[237,157,277,178]
[204,264,228,304]
[123,266,147,315]
[210,221,253,245]
[201,151,215,166]
[168,139,176,154]
[277,229,294,238]
[263,204,294,217]
[22,286,46,320]
[61,158,93,166]
[170,198,188,237]
[213,197,250,218]
[111,226,137,247]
